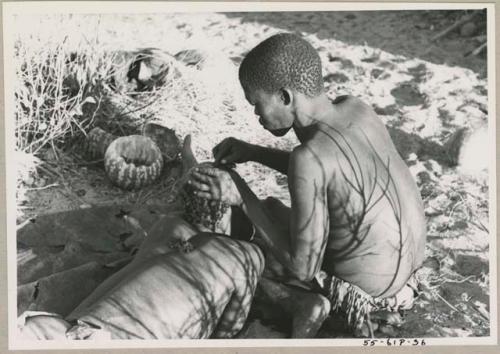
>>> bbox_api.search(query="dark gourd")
[84,127,116,160]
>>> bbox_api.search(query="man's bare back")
[303,96,426,297]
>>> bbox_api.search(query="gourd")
[84,124,181,190]
[104,135,163,190]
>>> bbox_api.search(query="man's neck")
[292,92,336,142]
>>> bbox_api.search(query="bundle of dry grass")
[14,40,112,155]
[13,17,114,216]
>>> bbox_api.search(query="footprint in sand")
[370,68,383,79]
[390,82,427,107]
[370,68,391,80]
[407,63,430,83]
[373,104,399,116]
[361,55,380,63]
[323,72,349,84]
[327,54,354,69]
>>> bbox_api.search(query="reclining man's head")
[238,33,324,136]
[181,166,232,234]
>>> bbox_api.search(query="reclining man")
[188,33,427,337]
[17,137,264,340]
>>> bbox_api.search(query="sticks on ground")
[464,42,487,57]
[431,12,481,42]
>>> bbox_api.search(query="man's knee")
[148,215,196,241]
[135,216,197,259]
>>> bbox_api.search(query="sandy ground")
[14,10,491,338]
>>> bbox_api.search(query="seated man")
[188,33,427,337]
[17,136,264,340]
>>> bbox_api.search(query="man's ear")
[280,88,293,106]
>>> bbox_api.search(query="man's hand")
[188,166,243,206]
[213,138,256,165]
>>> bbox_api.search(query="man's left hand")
[188,166,243,206]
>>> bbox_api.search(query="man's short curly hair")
[239,33,323,97]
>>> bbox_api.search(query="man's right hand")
[213,137,257,165]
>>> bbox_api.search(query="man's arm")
[287,146,330,280]
[232,146,330,281]
[213,137,290,175]
[250,145,290,175]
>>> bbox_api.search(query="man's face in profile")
[243,87,293,137]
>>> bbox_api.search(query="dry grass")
[13,16,112,216]
[14,17,111,154]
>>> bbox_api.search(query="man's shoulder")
[290,136,339,171]
[290,143,322,168]
[331,95,351,105]
[288,144,333,184]
[331,94,374,114]
[291,143,316,161]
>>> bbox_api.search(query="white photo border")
[2,1,497,350]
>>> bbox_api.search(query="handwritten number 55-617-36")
[363,338,427,346]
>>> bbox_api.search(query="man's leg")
[257,197,290,279]
[257,277,331,338]
[248,197,331,338]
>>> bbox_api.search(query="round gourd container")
[104,135,163,190]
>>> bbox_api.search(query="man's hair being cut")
[239,33,324,97]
